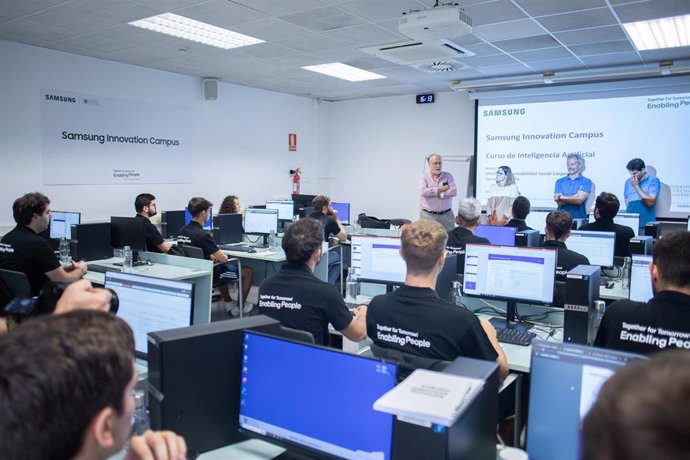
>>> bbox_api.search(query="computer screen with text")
[350,235,405,285]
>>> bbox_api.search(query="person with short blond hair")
[446,197,490,275]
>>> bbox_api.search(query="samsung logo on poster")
[45,94,76,103]
[483,108,525,117]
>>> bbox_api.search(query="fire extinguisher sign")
[288,133,297,152]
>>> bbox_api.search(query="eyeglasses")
[496,170,506,175]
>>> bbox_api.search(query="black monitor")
[105,271,194,359]
[463,244,557,331]
[266,200,294,221]
[70,222,112,261]
[474,225,518,246]
[239,331,398,460]
[527,341,646,460]
[350,235,405,290]
[331,202,350,225]
[161,210,186,239]
[111,216,147,252]
[49,211,81,239]
[185,207,212,231]
[298,206,315,218]
[291,193,317,215]
[212,213,243,244]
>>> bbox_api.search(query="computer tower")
[147,316,281,455]
[161,210,185,239]
[391,357,498,460]
[212,213,243,244]
[629,236,653,256]
[69,222,112,261]
[515,229,540,247]
[564,265,600,345]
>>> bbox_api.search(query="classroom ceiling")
[2,0,690,101]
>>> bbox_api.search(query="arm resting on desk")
[340,306,367,342]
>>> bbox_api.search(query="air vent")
[413,61,465,73]
[360,39,475,66]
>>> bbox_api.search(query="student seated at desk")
[579,192,634,257]
[0,192,86,295]
[0,310,186,460]
[134,193,171,253]
[594,231,690,355]
[178,197,253,316]
[309,195,347,285]
[258,218,366,346]
[367,220,508,382]
[505,196,534,232]
[446,197,490,275]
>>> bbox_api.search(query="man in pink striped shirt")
[418,153,457,231]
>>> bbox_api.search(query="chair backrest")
[370,343,450,382]
[312,241,329,282]
[276,325,315,345]
[180,245,205,260]
[0,269,32,298]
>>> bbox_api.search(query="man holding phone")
[309,195,347,285]
[419,154,457,231]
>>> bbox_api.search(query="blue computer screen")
[239,332,397,460]
[184,207,212,230]
[474,225,518,246]
[331,202,350,225]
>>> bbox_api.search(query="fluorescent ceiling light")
[623,14,690,51]
[129,13,264,49]
[301,63,386,82]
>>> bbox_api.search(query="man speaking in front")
[419,153,457,231]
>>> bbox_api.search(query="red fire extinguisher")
[290,168,301,194]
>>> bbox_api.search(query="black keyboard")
[87,264,113,274]
[496,327,536,347]
[219,244,252,252]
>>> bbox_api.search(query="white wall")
[0,40,330,226]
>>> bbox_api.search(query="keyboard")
[496,327,536,347]
[87,264,113,274]
[219,244,252,252]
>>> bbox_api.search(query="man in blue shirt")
[624,158,660,231]
[554,153,592,219]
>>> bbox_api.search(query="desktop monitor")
[161,210,186,239]
[70,222,112,261]
[687,216,690,231]
[105,271,194,359]
[527,341,646,460]
[291,193,317,215]
[266,200,294,221]
[463,244,557,329]
[212,213,243,244]
[588,212,640,237]
[239,331,398,460]
[331,202,351,225]
[524,208,554,235]
[110,216,147,252]
[629,255,654,302]
[350,235,405,287]
[49,211,81,239]
[565,230,616,268]
[474,225,518,246]
[298,206,315,218]
[244,208,279,237]
[185,207,212,231]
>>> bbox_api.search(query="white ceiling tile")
[570,40,634,56]
[276,33,348,52]
[63,0,163,22]
[515,0,607,17]
[174,0,267,28]
[473,19,545,42]
[338,0,428,22]
[536,8,617,32]
[23,6,120,34]
[461,0,528,26]
[554,25,627,46]
[321,23,402,46]
[228,18,311,41]
[278,5,366,31]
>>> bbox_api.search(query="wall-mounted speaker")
[203,79,218,100]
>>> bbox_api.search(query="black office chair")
[370,343,450,382]
[276,325,315,345]
[0,269,32,310]
[179,245,205,259]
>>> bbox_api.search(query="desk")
[85,252,213,325]
[599,279,628,301]
[221,248,286,283]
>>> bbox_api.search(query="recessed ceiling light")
[129,13,264,50]
[301,63,386,82]
[623,14,690,51]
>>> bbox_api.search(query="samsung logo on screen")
[45,94,76,103]
[483,108,525,117]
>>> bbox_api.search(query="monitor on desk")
[527,341,646,460]
[185,207,212,231]
[565,230,616,268]
[105,271,194,359]
[239,331,397,460]
[588,212,640,237]
[524,208,554,234]
[244,208,279,236]
[629,255,653,302]
[161,210,186,239]
[331,202,350,225]
[350,235,405,287]
[70,222,112,261]
[266,200,294,221]
[111,216,147,252]
[463,244,557,329]
[49,211,81,239]
[474,225,518,246]
[212,213,243,244]
[291,193,317,215]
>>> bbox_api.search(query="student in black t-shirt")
[446,197,490,275]
[543,211,590,282]
[309,195,347,285]
[579,192,635,257]
[505,196,533,232]
[178,197,253,316]
[134,193,170,254]
[594,231,690,355]
[367,219,509,382]
[258,218,366,346]
[0,193,87,295]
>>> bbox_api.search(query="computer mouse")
[605,281,615,289]
[247,248,256,253]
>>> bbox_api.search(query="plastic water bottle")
[449,280,463,305]
[268,229,276,249]
[130,390,149,437]
[588,300,606,345]
[58,238,71,264]
[621,257,631,290]
[346,271,358,303]
[123,246,133,272]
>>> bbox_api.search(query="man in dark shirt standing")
[579,192,635,257]
[134,193,170,254]
[594,231,690,355]
[0,192,86,295]
[258,218,366,346]
[505,196,533,232]
[446,197,490,275]
[543,211,590,282]
[178,197,253,315]
[309,195,347,285]
[367,219,508,381]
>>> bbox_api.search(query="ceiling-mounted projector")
[399,6,473,41]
